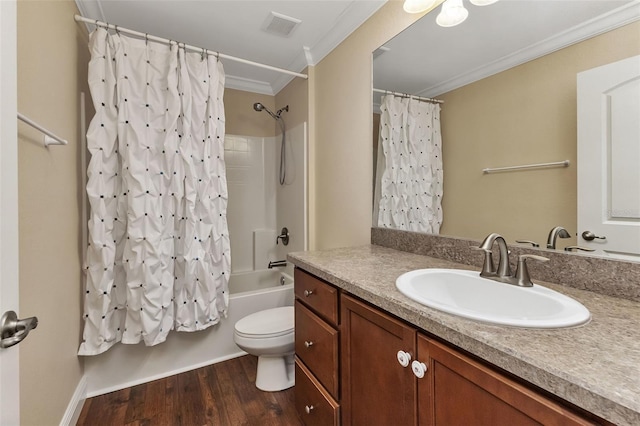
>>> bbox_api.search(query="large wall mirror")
[372,0,640,261]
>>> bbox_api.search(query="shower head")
[252,102,289,120]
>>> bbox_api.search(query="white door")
[577,55,640,259]
[0,1,21,424]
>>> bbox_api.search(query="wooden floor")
[77,355,302,426]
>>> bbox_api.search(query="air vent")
[262,11,301,38]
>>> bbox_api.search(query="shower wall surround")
[225,133,277,273]
[372,227,640,302]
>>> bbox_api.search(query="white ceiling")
[75,0,387,95]
[75,0,639,99]
[374,0,640,102]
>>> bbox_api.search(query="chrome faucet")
[476,233,549,287]
[546,226,571,249]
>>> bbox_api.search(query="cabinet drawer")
[295,358,340,426]
[294,268,339,326]
[295,300,339,399]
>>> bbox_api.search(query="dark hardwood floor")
[77,355,302,426]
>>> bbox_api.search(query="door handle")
[581,231,606,241]
[0,311,38,349]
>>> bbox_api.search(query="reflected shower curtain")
[374,95,443,233]
[79,28,230,356]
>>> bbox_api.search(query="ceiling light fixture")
[469,0,499,5]
[436,0,469,27]
[434,0,499,28]
[403,0,438,14]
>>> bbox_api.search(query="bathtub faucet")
[268,260,287,269]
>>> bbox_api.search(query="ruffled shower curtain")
[374,95,443,233]
[79,28,230,356]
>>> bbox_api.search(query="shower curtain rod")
[373,88,444,104]
[74,15,308,80]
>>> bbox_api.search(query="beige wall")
[310,1,438,250]
[276,68,309,129]
[224,88,276,137]
[439,21,640,246]
[17,0,89,424]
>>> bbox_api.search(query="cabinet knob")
[305,405,314,414]
[304,340,314,348]
[303,289,314,297]
[411,360,428,378]
[396,350,412,367]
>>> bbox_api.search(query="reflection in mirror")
[372,0,640,260]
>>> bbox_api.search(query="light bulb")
[403,0,438,14]
[469,0,499,5]
[436,0,469,27]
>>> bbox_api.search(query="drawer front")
[295,300,339,399]
[295,358,340,426]
[295,268,339,326]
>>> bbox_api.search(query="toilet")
[233,306,295,391]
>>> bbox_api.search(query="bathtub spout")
[268,260,287,269]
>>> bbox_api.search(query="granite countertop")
[288,244,640,426]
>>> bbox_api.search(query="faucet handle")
[472,246,496,275]
[515,254,549,287]
[515,240,539,248]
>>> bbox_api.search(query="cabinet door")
[417,334,596,426]
[341,294,417,426]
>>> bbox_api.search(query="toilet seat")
[234,306,294,339]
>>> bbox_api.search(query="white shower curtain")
[79,28,230,356]
[374,95,443,233]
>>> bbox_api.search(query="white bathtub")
[84,269,294,397]
[229,269,294,295]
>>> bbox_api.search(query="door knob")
[581,231,606,241]
[1,310,38,349]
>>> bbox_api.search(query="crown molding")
[419,2,640,98]
[225,74,275,96]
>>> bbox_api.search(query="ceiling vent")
[262,11,302,38]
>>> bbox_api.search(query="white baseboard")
[86,350,247,398]
[60,376,87,426]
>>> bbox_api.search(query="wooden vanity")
[288,244,640,426]
[294,267,603,425]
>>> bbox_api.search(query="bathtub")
[84,269,294,397]
[230,269,294,295]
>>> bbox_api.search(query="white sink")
[396,269,590,328]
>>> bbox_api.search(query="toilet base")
[255,353,295,392]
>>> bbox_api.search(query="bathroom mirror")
[372,0,640,258]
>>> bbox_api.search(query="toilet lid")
[235,306,294,338]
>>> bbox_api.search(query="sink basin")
[396,269,590,328]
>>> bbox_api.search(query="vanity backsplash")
[371,227,640,302]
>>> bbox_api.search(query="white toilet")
[233,306,295,392]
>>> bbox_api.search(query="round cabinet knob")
[411,360,428,378]
[304,341,314,348]
[305,405,314,414]
[303,289,314,297]
[396,350,411,367]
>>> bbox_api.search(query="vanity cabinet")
[340,293,598,426]
[341,294,417,426]
[417,334,595,425]
[295,266,600,426]
[294,268,340,425]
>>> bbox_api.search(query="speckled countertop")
[288,245,640,426]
